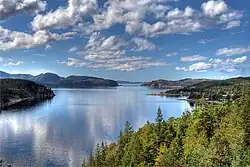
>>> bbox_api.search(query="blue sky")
[0,0,250,81]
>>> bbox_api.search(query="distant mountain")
[59,76,118,88]
[0,71,119,88]
[34,73,62,84]
[117,80,143,84]
[0,79,55,110]
[141,78,209,89]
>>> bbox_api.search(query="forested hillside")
[83,86,250,167]
[0,71,119,88]
[0,79,55,110]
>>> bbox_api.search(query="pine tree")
[124,121,134,135]
[156,107,164,147]
[94,143,102,166]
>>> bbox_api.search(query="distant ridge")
[141,77,250,89]
[0,71,118,88]
[141,78,209,89]
[117,80,143,84]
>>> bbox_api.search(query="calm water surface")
[0,85,191,167]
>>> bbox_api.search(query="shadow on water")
[1,99,54,114]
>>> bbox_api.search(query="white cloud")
[219,11,243,23]
[218,11,243,30]
[224,20,241,29]
[126,19,203,37]
[45,44,52,50]
[131,37,157,51]
[167,6,194,20]
[4,59,24,66]
[31,0,97,31]
[92,0,170,31]
[231,56,247,64]
[58,56,167,72]
[59,32,167,71]
[201,0,228,17]
[216,46,250,56]
[176,56,248,72]
[73,0,242,37]
[0,26,75,51]
[89,0,208,37]
[180,55,207,62]
[0,57,3,62]
[57,58,89,67]
[214,56,248,72]
[69,46,78,52]
[176,62,213,72]
[198,39,214,44]
[166,52,178,57]
[0,0,46,20]
[78,32,126,60]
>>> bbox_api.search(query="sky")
[0,0,250,81]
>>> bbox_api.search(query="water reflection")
[0,85,191,167]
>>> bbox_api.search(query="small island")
[0,79,55,110]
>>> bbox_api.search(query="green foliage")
[84,86,250,167]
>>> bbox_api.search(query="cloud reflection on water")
[0,86,191,167]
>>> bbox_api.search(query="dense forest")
[83,85,250,167]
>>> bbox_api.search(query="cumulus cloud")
[216,46,250,56]
[58,32,167,71]
[201,0,228,17]
[176,56,248,72]
[0,26,75,51]
[176,62,213,72]
[219,11,243,23]
[92,0,170,31]
[131,37,157,52]
[77,32,126,60]
[180,55,207,62]
[86,0,242,37]
[89,0,207,37]
[31,0,97,30]
[0,0,46,20]
[167,6,194,20]
[219,11,243,29]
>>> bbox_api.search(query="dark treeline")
[83,87,250,167]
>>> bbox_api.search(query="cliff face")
[0,79,55,110]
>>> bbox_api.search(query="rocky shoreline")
[0,79,55,111]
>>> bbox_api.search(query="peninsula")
[0,79,55,110]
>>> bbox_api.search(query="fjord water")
[0,85,191,167]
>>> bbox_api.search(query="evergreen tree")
[155,107,164,147]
